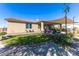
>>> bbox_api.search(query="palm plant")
[64,4,70,34]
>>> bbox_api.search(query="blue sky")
[0,3,79,28]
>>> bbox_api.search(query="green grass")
[3,34,52,45]
[3,33,73,46]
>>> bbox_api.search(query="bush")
[0,32,7,36]
[53,34,73,46]
[3,34,73,46]
[68,32,74,38]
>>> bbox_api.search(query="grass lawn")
[2,33,73,47]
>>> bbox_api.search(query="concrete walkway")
[0,41,6,49]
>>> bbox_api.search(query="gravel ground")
[0,39,79,56]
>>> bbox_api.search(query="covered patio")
[38,18,74,34]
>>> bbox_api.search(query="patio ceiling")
[35,21,59,25]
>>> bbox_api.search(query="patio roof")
[5,18,37,24]
[47,18,74,24]
[5,18,75,25]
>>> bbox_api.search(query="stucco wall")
[7,22,41,35]
[7,22,26,34]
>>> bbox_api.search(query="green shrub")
[0,32,7,36]
[53,34,73,46]
[68,32,74,38]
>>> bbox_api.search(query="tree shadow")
[0,40,79,56]
[68,38,79,56]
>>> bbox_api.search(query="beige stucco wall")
[7,22,41,35]
[7,22,26,35]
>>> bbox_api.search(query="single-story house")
[5,18,74,35]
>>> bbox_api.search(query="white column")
[41,22,44,32]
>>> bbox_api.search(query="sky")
[0,3,79,28]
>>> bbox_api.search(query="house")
[5,18,74,35]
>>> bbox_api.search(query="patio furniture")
[31,30,34,32]
[25,30,28,32]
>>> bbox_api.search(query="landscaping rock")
[0,40,79,56]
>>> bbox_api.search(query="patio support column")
[41,22,44,33]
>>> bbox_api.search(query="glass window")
[26,23,32,28]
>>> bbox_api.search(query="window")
[26,23,32,28]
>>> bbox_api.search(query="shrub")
[68,32,74,38]
[0,32,7,36]
[52,34,73,46]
